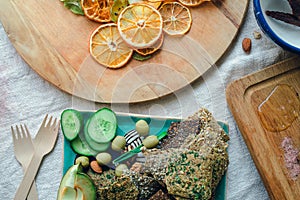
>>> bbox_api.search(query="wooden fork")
[14,115,60,200]
[11,125,38,200]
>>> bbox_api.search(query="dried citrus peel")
[90,23,133,68]
[159,2,192,36]
[117,3,163,49]
[135,33,164,56]
[178,0,211,7]
[81,0,114,22]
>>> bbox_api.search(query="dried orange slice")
[177,0,210,7]
[90,23,133,68]
[81,0,114,22]
[159,2,192,36]
[128,0,162,9]
[117,3,163,49]
[135,34,164,56]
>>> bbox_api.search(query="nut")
[242,38,251,54]
[135,120,149,136]
[90,160,103,173]
[96,152,112,166]
[140,146,147,152]
[115,164,128,176]
[75,156,90,169]
[111,136,126,151]
[253,31,262,39]
[142,135,159,149]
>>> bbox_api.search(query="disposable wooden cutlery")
[14,115,60,200]
[11,125,38,200]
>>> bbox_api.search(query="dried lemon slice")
[90,23,133,68]
[177,0,210,7]
[135,34,164,56]
[159,2,192,36]
[128,0,162,9]
[117,3,163,49]
[81,0,114,22]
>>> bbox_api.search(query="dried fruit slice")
[90,23,133,68]
[159,2,192,36]
[81,0,114,22]
[128,0,162,9]
[178,0,210,7]
[135,34,164,56]
[110,0,129,22]
[117,3,163,49]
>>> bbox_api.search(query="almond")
[242,38,251,54]
[90,160,103,173]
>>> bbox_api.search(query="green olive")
[75,156,89,169]
[142,135,159,149]
[115,164,128,176]
[96,152,112,166]
[111,136,126,151]
[135,120,149,136]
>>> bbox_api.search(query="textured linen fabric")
[0,2,295,200]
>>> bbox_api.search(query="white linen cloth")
[0,2,295,200]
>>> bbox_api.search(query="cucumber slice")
[84,121,110,152]
[61,109,83,141]
[71,136,98,157]
[85,108,117,143]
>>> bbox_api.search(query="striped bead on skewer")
[124,130,143,149]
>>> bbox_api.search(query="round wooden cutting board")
[0,0,248,103]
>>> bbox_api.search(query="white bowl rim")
[253,0,300,54]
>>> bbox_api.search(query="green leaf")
[70,5,84,15]
[62,0,84,16]
[132,52,152,61]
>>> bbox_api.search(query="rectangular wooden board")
[226,56,300,200]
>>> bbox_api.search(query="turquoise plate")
[63,111,228,200]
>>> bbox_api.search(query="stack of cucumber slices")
[61,108,117,156]
[59,107,163,200]
[59,108,119,200]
